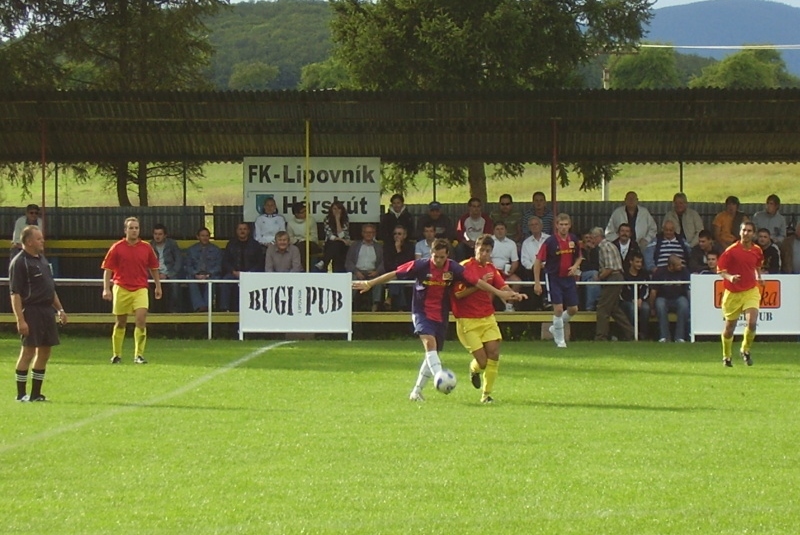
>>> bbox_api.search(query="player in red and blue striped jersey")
[354,238,522,401]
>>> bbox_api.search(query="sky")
[654,0,800,8]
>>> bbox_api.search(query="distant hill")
[647,0,800,75]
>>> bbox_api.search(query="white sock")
[425,350,442,375]
[562,311,572,324]
[413,359,433,392]
[552,315,565,344]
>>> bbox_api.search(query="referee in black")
[10,225,67,402]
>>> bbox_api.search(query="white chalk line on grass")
[0,341,293,455]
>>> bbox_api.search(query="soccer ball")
[434,369,457,394]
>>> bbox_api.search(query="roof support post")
[550,120,559,215]
[40,120,48,235]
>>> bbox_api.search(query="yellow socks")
[134,327,147,357]
[721,334,733,359]
[112,326,125,357]
[742,326,755,353]
[470,358,482,374]
[483,359,499,399]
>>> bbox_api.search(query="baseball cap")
[428,201,442,210]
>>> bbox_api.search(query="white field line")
[0,341,293,455]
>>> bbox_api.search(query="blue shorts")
[412,313,447,351]
[548,275,579,308]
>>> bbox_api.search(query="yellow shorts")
[721,287,761,321]
[112,286,150,316]
[456,316,502,353]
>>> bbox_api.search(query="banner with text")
[239,273,353,339]
[690,274,800,336]
[243,157,381,223]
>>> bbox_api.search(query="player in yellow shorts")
[716,221,763,367]
[102,217,161,364]
[451,234,524,403]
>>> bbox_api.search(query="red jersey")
[717,241,763,293]
[536,232,580,278]
[450,258,506,318]
[101,239,159,291]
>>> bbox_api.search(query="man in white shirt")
[662,192,705,247]
[490,221,520,311]
[414,223,436,260]
[605,191,657,250]
[11,204,43,261]
[254,197,286,246]
[752,193,787,244]
[345,224,385,311]
[519,216,550,311]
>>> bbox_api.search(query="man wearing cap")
[11,204,43,261]
[713,196,749,249]
[416,201,455,243]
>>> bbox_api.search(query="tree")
[299,57,351,90]
[0,0,226,206]
[228,61,280,90]
[330,0,653,201]
[689,49,800,89]
[607,46,680,89]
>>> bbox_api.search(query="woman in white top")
[286,201,321,271]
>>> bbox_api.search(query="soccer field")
[2,336,799,535]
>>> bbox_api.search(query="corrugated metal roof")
[0,88,799,164]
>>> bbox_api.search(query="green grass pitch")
[2,335,799,534]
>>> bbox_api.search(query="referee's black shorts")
[21,304,60,348]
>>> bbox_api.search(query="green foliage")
[2,336,800,534]
[329,0,652,197]
[299,56,351,89]
[227,60,280,90]
[205,0,334,90]
[608,46,681,89]
[689,48,800,89]
[0,0,225,206]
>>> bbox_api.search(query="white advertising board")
[239,273,353,340]
[243,157,381,223]
[690,274,800,338]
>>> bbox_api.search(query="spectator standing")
[101,217,161,364]
[662,192,704,247]
[620,252,650,340]
[322,200,350,273]
[379,193,414,244]
[604,190,658,250]
[689,230,724,274]
[265,231,302,273]
[455,197,493,261]
[534,213,583,348]
[185,227,223,312]
[149,223,184,313]
[612,223,641,270]
[713,195,748,249]
[416,201,455,242]
[490,222,521,311]
[254,197,286,247]
[415,223,436,260]
[383,225,415,311]
[490,194,523,243]
[346,223,385,311]
[644,220,691,273]
[757,228,781,274]
[751,194,787,244]
[10,225,67,401]
[779,222,800,274]
[220,222,264,311]
[650,254,691,343]
[522,191,554,237]
[519,216,550,311]
[10,204,42,261]
[286,201,321,270]
[594,230,634,342]
[717,221,763,367]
